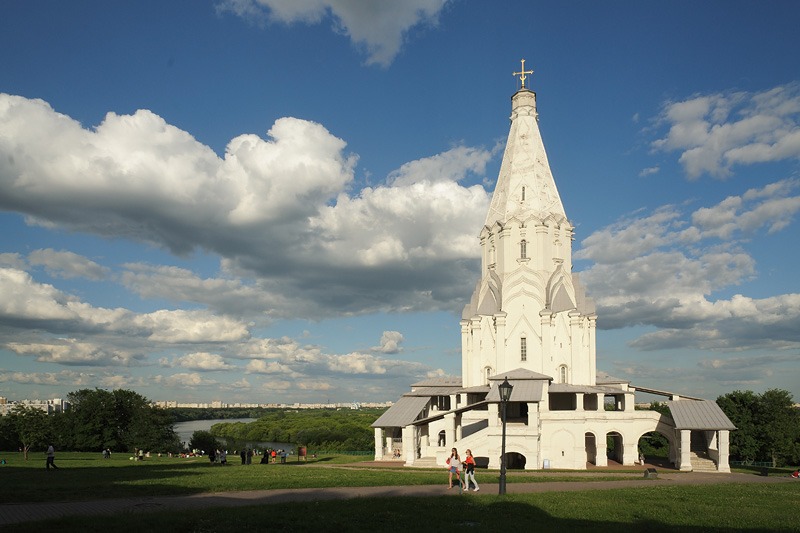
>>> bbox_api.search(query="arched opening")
[606,431,623,464]
[585,432,597,465]
[505,451,527,470]
[637,431,672,468]
[437,430,446,447]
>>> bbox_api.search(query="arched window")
[558,365,568,384]
[521,186,526,201]
[520,337,527,361]
[520,240,527,259]
[484,366,493,385]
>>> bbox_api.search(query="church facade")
[373,64,735,472]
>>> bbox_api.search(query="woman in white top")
[446,447,461,489]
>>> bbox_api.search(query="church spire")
[484,61,566,228]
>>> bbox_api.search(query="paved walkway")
[0,471,793,526]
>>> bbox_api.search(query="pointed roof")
[484,87,567,228]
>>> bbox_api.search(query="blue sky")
[1,1,799,405]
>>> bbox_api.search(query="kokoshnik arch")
[372,60,735,472]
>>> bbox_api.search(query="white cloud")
[28,249,109,280]
[5,339,142,366]
[0,95,489,319]
[217,0,451,67]
[175,352,235,371]
[372,330,403,354]
[652,83,800,178]
[577,179,800,351]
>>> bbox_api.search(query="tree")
[9,406,51,460]
[189,430,218,454]
[64,388,180,453]
[717,389,800,466]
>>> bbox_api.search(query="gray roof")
[486,379,545,402]
[411,376,462,387]
[371,396,429,428]
[549,383,625,394]
[665,400,736,430]
[406,386,462,396]
[489,368,552,382]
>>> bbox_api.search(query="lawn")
[2,452,798,531]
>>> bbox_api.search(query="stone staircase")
[689,433,718,472]
[408,456,439,468]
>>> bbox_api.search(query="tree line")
[2,386,796,464]
[208,408,386,451]
[0,388,180,457]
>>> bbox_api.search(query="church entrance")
[505,451,526,469]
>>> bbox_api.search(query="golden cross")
[512,59,534,89]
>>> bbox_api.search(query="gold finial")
[512,58,534,89]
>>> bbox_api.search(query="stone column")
[444,413,456,446]
[488,402,500,427]
[576,393,584,412]
[679,429,692,471]
[595,435,608,467]
[402,425,415,465]
[623,441,637,466]
[373,427,383,461]
[717,430,731,473]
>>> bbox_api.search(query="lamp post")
[498,376,513,495]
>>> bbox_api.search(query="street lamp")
[498,376,513,495]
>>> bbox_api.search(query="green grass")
[3,452,798,531]
[0,452,641,503]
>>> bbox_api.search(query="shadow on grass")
[10,492,792,533]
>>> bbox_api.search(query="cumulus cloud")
[577,179,800,352]
[28,249,109,280]
[174,352,236,371]
[217,0,451,67]
[0,94,488,319]
[5,339,143,366]
[651,83,800,178]
[372,330,403,354]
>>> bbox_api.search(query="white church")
[373,62,735,472]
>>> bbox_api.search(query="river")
[172,418,294,452]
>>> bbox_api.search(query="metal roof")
[406,386,462,396]
[371,395,430,428]
[486,380,544,402]
[665,400,736,430]
[411,376,462,387]
[549,383,625,394]
[489,368,552,381]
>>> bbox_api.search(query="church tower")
[460,61,597,389]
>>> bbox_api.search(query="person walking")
[446,448,462,490]
[464,449,479,491]
[45,444,58,470]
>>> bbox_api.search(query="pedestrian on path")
[464,449,479,491]
[446,448,461,490]
[45,444,58,470]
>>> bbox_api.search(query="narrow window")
[520,240,527,259]
[520,337,527,362]
[521,186,526,201]
[559,365,567,383]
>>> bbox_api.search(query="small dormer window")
[520,240,527,259]
[520,337,527,361]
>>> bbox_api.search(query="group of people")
[208,449,228,465]
[445,447,479,491]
